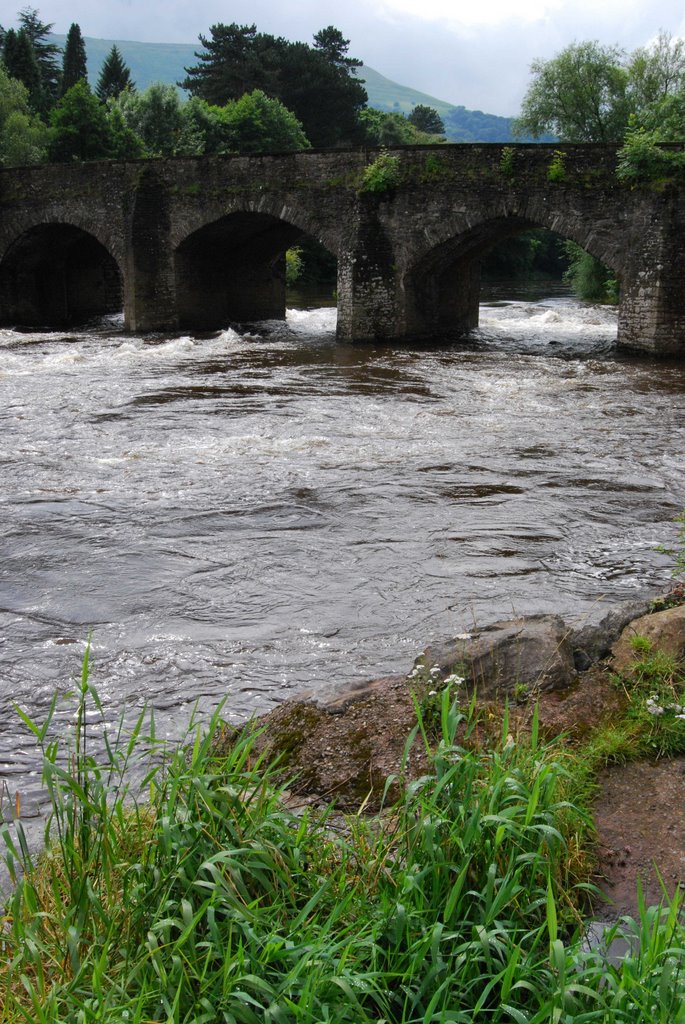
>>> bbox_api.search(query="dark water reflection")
[0,293,684,817]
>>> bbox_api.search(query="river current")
[1,289,684,817]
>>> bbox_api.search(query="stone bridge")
[1,143,684,356]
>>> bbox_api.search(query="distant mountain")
[50,34,520,143]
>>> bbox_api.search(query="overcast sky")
[7,0,685,115]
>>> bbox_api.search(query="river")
[1,288,684,819]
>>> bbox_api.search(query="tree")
[180,23,275,102]
[17,7,61,105]
[3,27,43,112]
[407,104,445,135]
[114,83,183,156]
[358,108,443,146]
[181,22,367,147]
[514,41,630,141]
[61,22,87,94]
[275,41,366,147]
[49,80,112,161]
[0,61,48,163]
[313,26,362,71]
[220,89,310,153]
[627,31,685,113]
[96,44,135,102]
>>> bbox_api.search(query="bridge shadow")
[0,224,122,328]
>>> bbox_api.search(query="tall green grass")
[2,654,685,1022]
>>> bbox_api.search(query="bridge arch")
[173,207,339,329]
[0,222,123,328]
[401,210,624,338]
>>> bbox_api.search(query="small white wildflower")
[428,690,438,697]
[455,633,473,641]
[676,714,685,721]
[430,667,442,677]
[445,674,465,686]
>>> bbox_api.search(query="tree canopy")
[49,80,113,161]
[514,41,629,142]
[61,23,87,95]
[515,33,685,143]
[181,22,366,147]
[0,61,48,164]
[407,104,445,135]
[96,44,135,102]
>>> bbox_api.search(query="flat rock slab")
[416,614,576,699]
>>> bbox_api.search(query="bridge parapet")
[0,146,684,356]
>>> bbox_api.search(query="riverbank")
[230,587,685,919]
[2,587,685,1021]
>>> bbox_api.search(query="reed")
[2,655,685,1022]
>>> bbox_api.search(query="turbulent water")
[1,290,684,817]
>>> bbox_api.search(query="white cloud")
[378,0,564,29]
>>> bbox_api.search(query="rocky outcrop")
[230,595,685,810]
[611,604,685,675]
[413,614,577,699]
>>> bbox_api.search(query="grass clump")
[612,635,685,759]
[3,654,685,1022]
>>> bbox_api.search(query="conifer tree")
[3,27,44,112]
[61,22,87,94]
[96,44,134,101]
[17,7,61,105]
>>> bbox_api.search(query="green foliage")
[181,21,367,148]
[614,635,685,759]
[617,123,685,184]
[515,41,630,142]
[358,107,442,146]
[220,89,311,153]
[2,27,44,113]
[359,150,401,194]
[285,247,304,287]
[16,6,61,107]
[96,43,135,102]
[0,62,48,164]
[313,26,362,71]
[563,241,619,303]
[499,144,516,177]
[4,656,685,1021]
[60,22,87,95]
[546,149,567,182]
[48,81,113,162]
[516,31,685,152]
[482,229,566,282]
[114,82,183,156]
[6,663,685,1024]
[407,103,445,135]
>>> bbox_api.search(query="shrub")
[359,150,401,194]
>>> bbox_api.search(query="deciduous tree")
[49,80,112,161]
[0,61,48,163]
[220,89,310,153]
[514,41,629,142]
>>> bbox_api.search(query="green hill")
[50,34,519,143]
